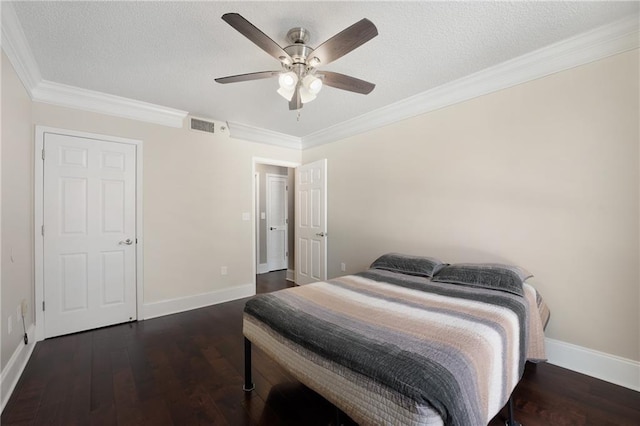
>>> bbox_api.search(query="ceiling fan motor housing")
[284,44,314,67]
[286,27,310,44]
[283,28,315,69]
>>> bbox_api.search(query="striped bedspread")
[244,269,548,426]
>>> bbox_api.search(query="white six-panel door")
[295,159,327,285]
[43,133,137,338]
[266,174,288,271]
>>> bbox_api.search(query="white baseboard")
[142,283,255,320]
[545,337,640,391]
[257,263,269,274]
[1,324,36,413]
[286,269,295,282]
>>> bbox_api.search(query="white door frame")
[254,172,261,272]
[251,157,299,288]
[265,173,288,271]
[34,126,144,341]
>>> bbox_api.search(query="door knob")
[315,232,327,237]
[119,238,133,245]
[270,227,276,230]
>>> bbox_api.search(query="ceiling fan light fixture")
[278,71,298,90]
[302,74,323,95]
[299,86,317,104]
[277,71,298,101]
[277,86,296,101]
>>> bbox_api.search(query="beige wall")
[1,52,34,370]
[303,50,640,361]
[30,104,301,303]
[1,52,301,369]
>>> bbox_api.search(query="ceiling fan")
[215,13,378,110]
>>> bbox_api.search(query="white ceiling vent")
[190,117,215,133]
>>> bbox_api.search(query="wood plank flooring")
[2,270,638,425]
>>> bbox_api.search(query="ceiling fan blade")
[215,71,280,84]
[289,88,302,110]
[222,13,292,63]
[308,19,378,66]
[320,71,375,94]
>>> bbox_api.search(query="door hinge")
[286,185,288,191]
[42,301,45,311]
[41,149,45,160]
[285,218,288,224]
[286,251,289,257]
[41,225,44,236]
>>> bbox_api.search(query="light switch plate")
[261,212,266,220]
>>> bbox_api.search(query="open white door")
[42,132,137,338]
[295,159,327,285]
[266,174,288,271]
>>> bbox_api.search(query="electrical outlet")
[340,262,346,272]
[8,316,12,334]
[221,266,228,275]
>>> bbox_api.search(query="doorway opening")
[252,158,299,288]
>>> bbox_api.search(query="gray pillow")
[370,253,446,278]
[431,263,532,296]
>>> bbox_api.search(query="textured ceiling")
[11,1,639,137]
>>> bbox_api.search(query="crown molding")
[301,15,640,149]
[1,2,187,128]
[3,3,638,141]
[228,121,302,150]
[1,1,41,92]
[31,80,187,128]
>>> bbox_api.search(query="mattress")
[243,269,548,425]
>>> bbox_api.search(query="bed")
[243,254,550,426]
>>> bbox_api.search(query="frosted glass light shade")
[278,72,298,89]
[299,75,322,103]
[277,87,295,101]
[299,86,317,104]
[277,71,299,101]
[303,75,323,94]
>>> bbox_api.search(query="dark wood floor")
[2,271,638,425]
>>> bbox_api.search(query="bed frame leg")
[505,395,521,426]
[335,406,344,426]
[243,337,255,392]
